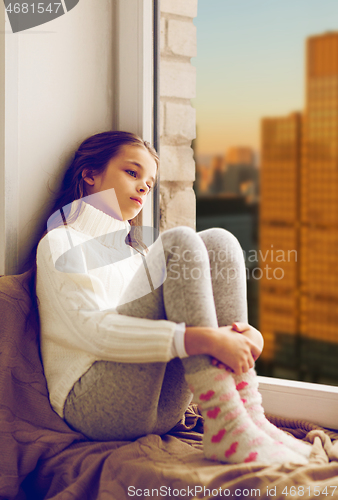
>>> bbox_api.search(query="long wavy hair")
[27,130,159,324]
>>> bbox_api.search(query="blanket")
[1,271,338,500]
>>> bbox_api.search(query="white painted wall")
[1,0,115,274]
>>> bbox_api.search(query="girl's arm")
[184,325,261,375]
[38,229,261,371]
[37,230,181,364]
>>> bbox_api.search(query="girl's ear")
[82,168,95,186]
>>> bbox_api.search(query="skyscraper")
[261,113,301,225]
[300,32,338,378]
[302,32,338,226]
[259,32,338,381]
[259,113,302,365]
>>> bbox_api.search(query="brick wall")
[159,0,197,231]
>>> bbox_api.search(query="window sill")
[258,376,338,431]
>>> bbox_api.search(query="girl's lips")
[130,197,142,206]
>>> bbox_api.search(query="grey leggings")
[64,226,248,440]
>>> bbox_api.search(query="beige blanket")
[1,271,338,500]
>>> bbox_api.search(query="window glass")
[192,0,338,385]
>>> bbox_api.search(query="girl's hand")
[209,325,260,375]
[211,323,264,371]
[184,324,262,374]
[231,322,264,358]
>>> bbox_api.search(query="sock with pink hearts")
[233,368,312,458]
[183,358,308,465]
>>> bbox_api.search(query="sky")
[192,0,338,157]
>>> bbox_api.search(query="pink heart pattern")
[224,407,241,420]
[211,428,226,443]
[244,451,258,463]
[199,390,215,401]
[219,390,235,401]
[225,441,239,458]
[214,372,229,381]
[232,422,249,436]
[236,381,248,391]
[207,407,221,419]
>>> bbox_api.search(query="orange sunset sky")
[192,0,338,157]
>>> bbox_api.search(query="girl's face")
[83,145,157,221]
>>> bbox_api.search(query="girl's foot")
[185,366,308,465]
[233,368,312,459]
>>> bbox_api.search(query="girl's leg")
[65,226,307,462]
[64,226,219,440]
[197,227,248,327]
[229,368,312,457]
[64,357,190,441]
[117,227,307,464]
[197,228,311,458]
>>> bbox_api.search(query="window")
[192,0,338,428]
[114,0,159,235]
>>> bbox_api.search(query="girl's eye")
[126,169,153,192]
[126,170,137,178]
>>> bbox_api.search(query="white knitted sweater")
[36,201,180,418]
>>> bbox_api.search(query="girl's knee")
[161,225,209,262]
[161,225,200,248]
[162,225,196,240]
[199,227,244,263]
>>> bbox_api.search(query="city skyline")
[192,0,338,156]
[195,29,338,382]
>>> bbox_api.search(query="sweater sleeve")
[36,228,179,364]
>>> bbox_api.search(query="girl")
[36,131,311,465]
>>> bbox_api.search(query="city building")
[224,147,259,200]
[227,146,255,166]
[195,146,259,200]
[208,154,227,194]
[259,113,302,366]
[300,32,338,380]
[258,32,338,382]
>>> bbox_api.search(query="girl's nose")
[138,183,149,194]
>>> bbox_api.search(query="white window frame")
[0,7,19,276]
[258,377,338,429]
[114,0,155,231]
[0,5,5,275]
